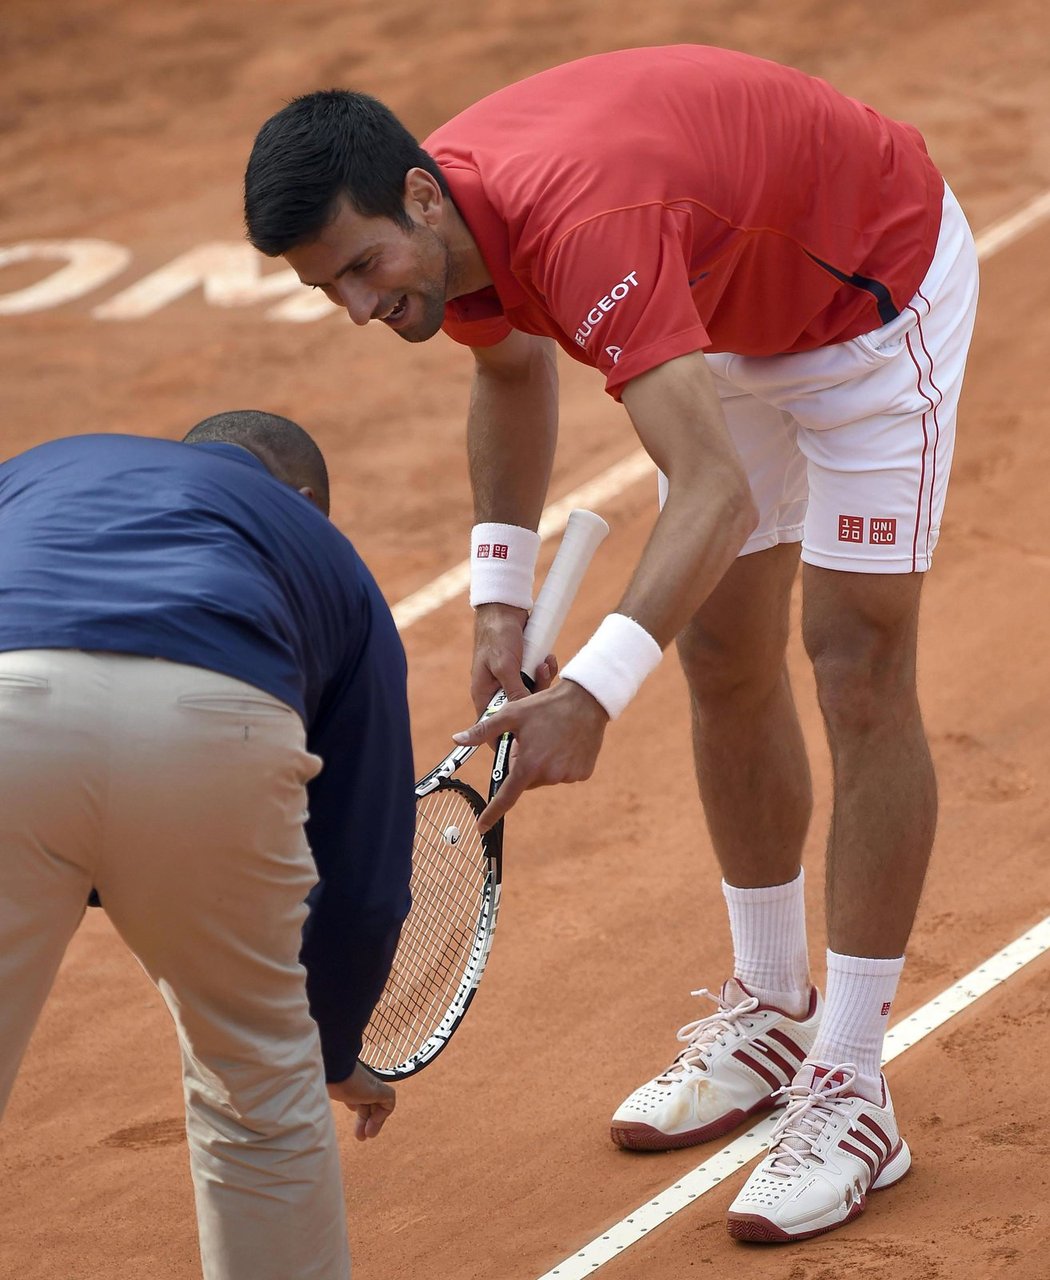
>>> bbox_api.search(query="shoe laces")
[656,987,761,1082]
[765,1063,860,1177]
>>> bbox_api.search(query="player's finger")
[477,759,532,833]
[531,652,558,691]
[500,668,531,702]
[452,708,515,748]
[477,789,512,834]
[470,674,501,716]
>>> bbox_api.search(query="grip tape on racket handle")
[520,509,609,679]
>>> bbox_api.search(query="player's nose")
[334,279,377,326]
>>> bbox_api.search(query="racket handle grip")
[520,509,609,680]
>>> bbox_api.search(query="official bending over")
[0,412,414,1280]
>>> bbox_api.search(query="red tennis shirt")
[425,46,944,399]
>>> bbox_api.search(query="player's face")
[284,196,450,342]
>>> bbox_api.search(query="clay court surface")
[2,2,1049,1277]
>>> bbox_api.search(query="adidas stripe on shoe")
[610,979,822,1151]
[726,1063,911,1242]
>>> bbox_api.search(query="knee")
[805,622,918,737]
[186,1063,332,1150]
[676,619,785,709]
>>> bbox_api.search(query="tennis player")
[244,46,980,1241]
[0,412,414,1280]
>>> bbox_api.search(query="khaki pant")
[0,650,351,1280]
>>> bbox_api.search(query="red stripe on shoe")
[839,1139,878,1182]
[749,1039,798,1080]
[731,1050,783,1091]
[856,1113,893,1151]
[764,1028,808,1062]
[849,1127,886,1161]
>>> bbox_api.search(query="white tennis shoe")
[726,1063,911,1242]
[610,979,822,1151]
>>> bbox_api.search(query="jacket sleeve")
[299,588,415,1081]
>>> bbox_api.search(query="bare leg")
[611,546,818,1146]
[802,565,935,958]
[677,542,812,888]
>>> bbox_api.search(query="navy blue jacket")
[0,433,414,1080]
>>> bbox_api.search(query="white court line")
[390,187,1050,635]
[537,916,1050,1280]
[971,188,1050,260]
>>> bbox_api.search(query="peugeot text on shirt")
[574,270,640,347]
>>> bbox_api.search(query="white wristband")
[560,613,662,719]
[470,522,541,609]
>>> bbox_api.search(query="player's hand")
[470,602,557,712]
[327,1061,396,1140]
[453,679,608,832]
[471,602,528,712]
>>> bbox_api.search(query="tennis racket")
[360,508,610,1079]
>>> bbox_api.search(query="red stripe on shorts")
[913,289,945,565]
[905,317,935,571]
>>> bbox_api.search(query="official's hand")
[453,679,608,832]
[327,1061,396,1141]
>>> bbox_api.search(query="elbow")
[661,457,758,552]
[706,461,758,551]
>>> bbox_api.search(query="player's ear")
[404,168,443,224]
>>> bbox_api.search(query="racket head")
[360,776,503,1079]
[360,508,607,1080]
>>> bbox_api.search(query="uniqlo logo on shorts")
[881,1001,892,1017]
[476,544,491,559]
[492,543,508,560]
[869,518,897,545]
[838,515,864,543]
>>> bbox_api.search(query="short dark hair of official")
[244,89,450,256]
[184,410,331,516]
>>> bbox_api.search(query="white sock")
[808,949,905,1103]
[722,869,810,1015]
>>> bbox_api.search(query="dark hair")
[184,410,331,515]
[244,89,449,255]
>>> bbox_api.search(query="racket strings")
[364,785,491,1069]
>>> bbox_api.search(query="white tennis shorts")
[659,183,980,573]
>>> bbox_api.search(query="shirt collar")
[191,442,270,474]
[440,162,527,310]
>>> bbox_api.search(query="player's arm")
[468,329,560,711]
[613,350,757,643]
[456,350,758,830]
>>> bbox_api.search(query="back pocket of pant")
[177,692,295,717]
[0,673,51,692]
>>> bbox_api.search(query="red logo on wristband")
[475,543,509,559]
